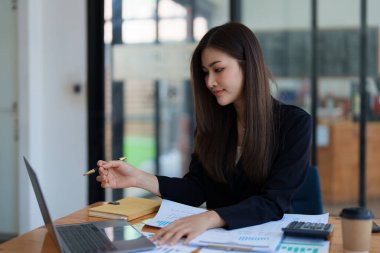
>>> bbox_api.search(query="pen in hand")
[83,157,127,176]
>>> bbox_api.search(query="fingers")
[151,224,170,243]
[98,167,107,175]
[97,160,106,167]
[97,160,123,169]
[102,160,123,169]
[97,167,109,180]
[152,221,190,246]
[168,230,188,246]
[95,174,109,187]
[96,166,111,188]
[183,232,199,245]
[151,214,214,246]
[153,226,180,246]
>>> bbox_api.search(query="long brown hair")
[190,22,275,188]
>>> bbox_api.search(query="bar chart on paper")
[155,220,171,227]
[277,240,329,253]
[238,236,270,241]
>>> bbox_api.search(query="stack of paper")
[144,199,206,227]
[190,213,329,252]
[146,199,330,252]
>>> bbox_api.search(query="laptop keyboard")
[57,223,117,253]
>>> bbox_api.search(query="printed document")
[144,199,206,227]
[139,232,198,253]
[277,236,329,253]
[199,237,330,253]
[190,213,328,252]
[145,199,329,252]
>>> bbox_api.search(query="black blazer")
[157,101,312,229]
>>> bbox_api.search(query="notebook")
[88,197,161,220]
[23,157,156,253]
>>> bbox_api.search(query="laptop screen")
[23,157,66,251]
[23,156,156,253]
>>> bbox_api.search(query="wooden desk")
[1,203,379,252]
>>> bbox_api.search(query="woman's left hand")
[151,210,226,246]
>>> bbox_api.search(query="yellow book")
[88,197,161,220]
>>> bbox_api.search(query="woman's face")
[201,47,244,107]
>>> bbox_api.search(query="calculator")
[282,221,334,239]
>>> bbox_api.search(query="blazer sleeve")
[156,153,207,207]
[214,108,312,229]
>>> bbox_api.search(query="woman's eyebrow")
[208,60,221,67]
[202,60,222,69]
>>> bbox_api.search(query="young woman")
[96,22,311,246]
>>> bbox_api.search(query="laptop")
[23,157,156,253]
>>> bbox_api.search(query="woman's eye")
[215,68,224,73]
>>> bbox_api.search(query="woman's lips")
[213,89,224,96]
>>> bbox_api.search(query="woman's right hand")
[95,160,138,189]
[95,159,161,196]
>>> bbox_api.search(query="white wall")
[18,0,87,233]
[0,0,18,235]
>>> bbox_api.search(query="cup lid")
[339,207,374,220]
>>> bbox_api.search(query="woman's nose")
[206,74,217,88]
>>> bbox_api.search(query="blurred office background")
[1,0,380,242]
